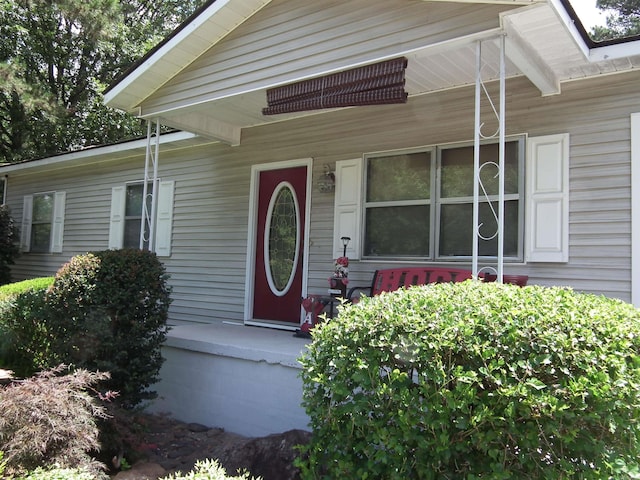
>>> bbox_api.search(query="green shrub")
[45,249,172,408]
[0,277,55,301]
[17,466,96,480]
[160,459,260,480]
[299,281,640,479]
[0,365,110,479]
[0,205,20,286]
[0,277,55,375]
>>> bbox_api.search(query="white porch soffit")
[104,0,640,145]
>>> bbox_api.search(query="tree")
[0,205,20,286]
[592,0,640,41]
[0,0,205,164]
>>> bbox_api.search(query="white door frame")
[244,158,313,328]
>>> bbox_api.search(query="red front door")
[252,166,307,324]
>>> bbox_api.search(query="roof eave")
[104,0,273,112]
[0,132,211,174]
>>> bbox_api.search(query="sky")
[568,0,610,29]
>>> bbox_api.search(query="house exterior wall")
[4,70,640,324]
[140,0,510,116]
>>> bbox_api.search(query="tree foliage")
[592,0,640,40]
[0,205,20,286]
[0,0,205,163]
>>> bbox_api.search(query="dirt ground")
[110,412,310,480]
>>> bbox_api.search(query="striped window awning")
[262,57,408,115]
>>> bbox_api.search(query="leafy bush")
[0,277,54,375]
[160,459,260,480]
[0,277,55,301]
[299,281,640,479]
[0,205,20,286]
[44,249,172,408]
[17,466,96,480]
[0,365,110,478]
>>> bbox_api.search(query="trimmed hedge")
[299,281,640,479]
[45,249,172,408]
[0,250,171,408]
[0,277,54,375]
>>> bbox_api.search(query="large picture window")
[363,138,524,261]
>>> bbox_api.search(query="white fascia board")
[546,0,590,59]
[547,0,640,62]
[0,131,201,174]
[588,41,640,62]
[104,0,272,111]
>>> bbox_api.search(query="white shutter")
[50,191,66,253]
[333,158,362,259]
[154,180,174,257]
[108,186,126,249]
[20,195,33,252]
[526,134,569,262]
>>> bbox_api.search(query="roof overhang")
[104,0,640,146]
[0,131,213,175]
[103,0,273,113]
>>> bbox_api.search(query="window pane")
[441,142,519,198]
[32,194,53,222]
[31,224,51,253]
[267,186,298,292]
[125,184,145,216]
[439,201,519,257]
[124,219,142,249]
[367,152,430,202]
[365,205,429,256]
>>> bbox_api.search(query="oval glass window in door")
[264,182,300,296]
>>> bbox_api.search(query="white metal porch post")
[473,36,506,281]
[141,119,161,251]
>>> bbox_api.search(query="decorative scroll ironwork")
[141,120,160,251]
[263,57,408,115]
[473,38,506,282]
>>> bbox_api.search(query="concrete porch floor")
[146,322,312,437]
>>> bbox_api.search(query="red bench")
[347,267,528,301]
[298,267,528,336]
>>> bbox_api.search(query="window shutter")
[526,134,569,262]
[333,158,362,259]
[108,186,126,249]
[20,195,33,252]
[154,180,175,257]
[51,191,66,253]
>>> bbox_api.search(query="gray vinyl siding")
[4,70,639,325]
[140,0,510,115]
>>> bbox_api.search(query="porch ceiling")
[109,1,640,145]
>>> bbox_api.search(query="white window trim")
[356,138,525,262]
[20,191,65,253]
